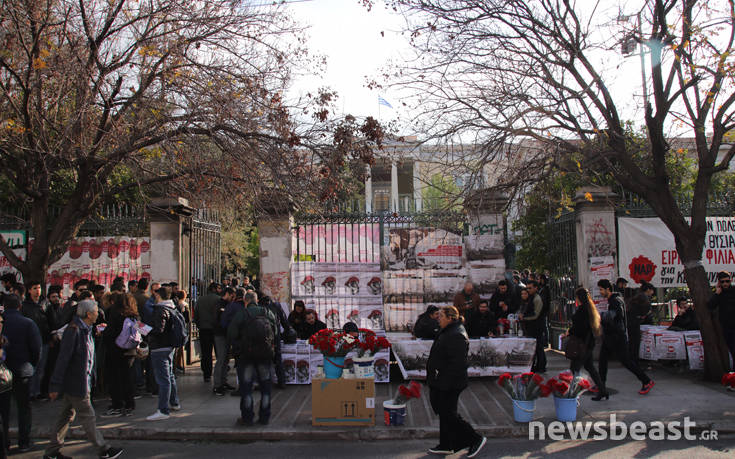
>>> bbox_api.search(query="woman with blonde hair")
[425,306,486,457]
[565,287,606,400]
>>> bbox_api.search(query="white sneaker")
[170,403,182,411]
[146,410,170,421]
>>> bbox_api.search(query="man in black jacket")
[21,281,54,400]
[489,280,513,319]
[465,301,497,338]
[597,279,654,396]
[627,283,654,362]
[2,294,41,452]
[707,271,735,370]
[413,305,440,339]
[193,282,221,383]
[670,298,699,331]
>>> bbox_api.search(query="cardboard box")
[311,378,375,426]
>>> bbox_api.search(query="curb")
[13,425,531,442]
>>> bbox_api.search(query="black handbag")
[0,362,13,394]
[564,335,587,360]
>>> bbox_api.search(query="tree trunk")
[685,262,731,381]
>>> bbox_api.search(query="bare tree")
[383,0,735,379]
[0,0,382,284]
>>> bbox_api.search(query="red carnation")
[498,373,512,386]
[531,374,544,385]
[558,371,573,383]
[539,383,552,397]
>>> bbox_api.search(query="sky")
[286,0,410,125]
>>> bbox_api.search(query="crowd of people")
[1,266,733,458]
[0,272,298,459]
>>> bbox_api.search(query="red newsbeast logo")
[629,255,656,283]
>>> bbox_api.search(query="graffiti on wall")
[586,218,614,257]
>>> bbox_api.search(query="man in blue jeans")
[146,286,180,421]
[227,291,276,425]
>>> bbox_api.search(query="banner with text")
[618,217,735,287]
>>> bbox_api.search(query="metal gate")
[187,208,221,304]
[548,210,578,349]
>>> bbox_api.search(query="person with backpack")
[146,286,187,421]
[101,293,140,417]
[262,296,292,390]
[227,291,276,426]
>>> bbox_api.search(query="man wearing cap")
[2,294,41,452]
[44,299,123,459]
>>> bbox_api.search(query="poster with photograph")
[684,331,704,370]
[292,223,380,263]
[383,228,464,271]
[466,214,505,261]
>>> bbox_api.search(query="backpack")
[167,307,189,347]
[240,308,274,361]
[115,317,143,350]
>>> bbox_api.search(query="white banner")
[392,337,535,379]
[618,217,735,288]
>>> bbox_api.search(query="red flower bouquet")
[498,318,511,334]
[392,380,422,405]
[497,372,550,401]
[721,372,735,388]
[355,328,391,358]
[548,372,591,398]
[308,328,358,357]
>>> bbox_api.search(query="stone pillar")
[413,161,422,212]
[147,197,193,286]
[365,165,373,213]
[574,186,618,307]
[147,196,196,363]
[464,190,509,293]
[257,199,293,307]
[390,161,399,212]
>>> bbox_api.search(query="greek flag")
[378,96,393,109]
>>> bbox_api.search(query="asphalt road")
[11,436,735,458]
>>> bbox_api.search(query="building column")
[573,186,618,308]
[412,161,422,212]
[390,160,399,212]
[257,197,293,308]
[365,165,373,213]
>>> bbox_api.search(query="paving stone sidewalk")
[10,351,735,442]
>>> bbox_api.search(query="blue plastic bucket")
[383,401,407,426]
[512,399,536,423]
[323,356,345,379]
[554,396,579,422]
